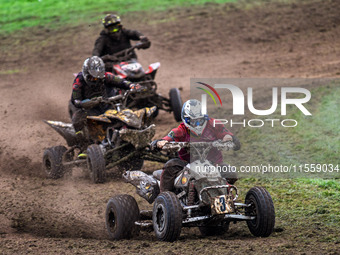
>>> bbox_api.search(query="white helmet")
[181,99,208,136]
[82,56,105,86]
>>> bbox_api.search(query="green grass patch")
[0,69,21,75]
[1,0,317,35]
[0,0,237,34]
[237,177,340,242]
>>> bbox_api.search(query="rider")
[92,14,151,71]
[70,56,141,157]
[151,99,241,192]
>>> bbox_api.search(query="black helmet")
[102,14,121,31]
[82,56,105,86]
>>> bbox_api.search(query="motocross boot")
[75,130,88,159]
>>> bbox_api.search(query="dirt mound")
[0,0,340,253]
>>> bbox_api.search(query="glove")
[101,55,110,61]
[232,136,241,151]
[129,83,142,92]
[150,139,168,151]
[80,97,102,109]
[102,55,119,62]
[139,36,151,49]
[222,134,233,142]
[140,36,149,43]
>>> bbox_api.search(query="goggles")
[107,24,121,33]
[87,75,100,82]
[184,117,206,127]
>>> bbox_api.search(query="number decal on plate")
[212,195,234,214]
[219,196,226,212]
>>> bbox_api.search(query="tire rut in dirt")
[7,199,106,239]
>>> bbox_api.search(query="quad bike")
[105,141,275,241]
[42,91,170,183]
[102,42,183,122]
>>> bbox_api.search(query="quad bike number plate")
[211,195,234,215]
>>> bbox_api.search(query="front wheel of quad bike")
[245,186,275,237]
[87,144,106,183]
[43,146,67,179]
[169,88,182,122]
[199,221,230,236]
[105,194,140,240]
[153,191,182,242]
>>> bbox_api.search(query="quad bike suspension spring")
[187,181,196,206]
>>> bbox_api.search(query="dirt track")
[1,1,340,254]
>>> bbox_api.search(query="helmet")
[181,99,208,136]
[102,14,122,33]
[82,56,105,86]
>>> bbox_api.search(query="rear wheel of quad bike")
[199,221,230,236]
[153,191,182,242]
[245,187,275,237]
[87,144,106,183]
[105,194,140,240]
[169,88,182,122]
[43,146,67,179]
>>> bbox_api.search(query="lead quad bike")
[105,141,275,241]
[42,92,170,183]
[102,42,183,121]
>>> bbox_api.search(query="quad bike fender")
[43,120,77,147]
[86,115,111,123]
[145,62,160,79]
[97,106,157,129]
[123,170,160,204]
[145,62,160,74]
[119,124,156,149]
[113,60,145,79]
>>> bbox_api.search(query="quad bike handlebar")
[80,87,147,110]
[80,94,125,109]
[161,141,237,165]
[162,141,236,152]
[102,42,149,63]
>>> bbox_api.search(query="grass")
[1,0,318,35]
[0,0,237,35]
[0,69,21,75]
[238,178,340,237]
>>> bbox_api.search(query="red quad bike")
[102,42,183,121]
[105,141,275,241]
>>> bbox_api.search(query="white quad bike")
[105,141,275,241]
